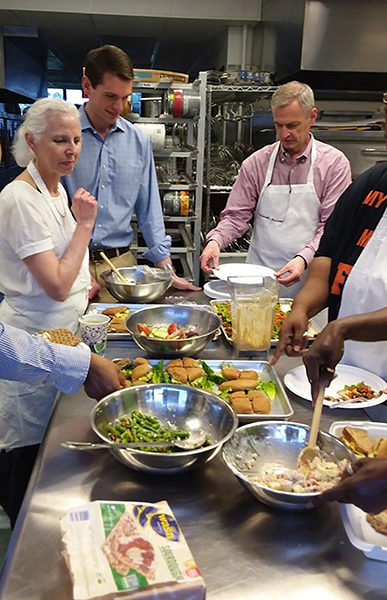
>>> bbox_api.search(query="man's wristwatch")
[162,263,176,275]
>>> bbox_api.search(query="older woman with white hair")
[0,97,97,527]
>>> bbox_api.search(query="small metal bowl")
[222,421,355,510]
[100,267,172,303]
[125,304,221,357]
[91,384,238,474]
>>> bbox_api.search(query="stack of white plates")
[204,263,276,300]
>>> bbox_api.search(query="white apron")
[0,162,90,450]
[247,137,320,298]
[337,207,387,380]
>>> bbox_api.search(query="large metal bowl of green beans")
[91,383,238,473]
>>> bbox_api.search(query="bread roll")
[221,367,241,380]
[131,363,152,381]
[102,306,129,317]
[230,396,253,414]
[240,370,258,380]
[168,367,188,383]
[182,357,200,368]
[248,390,271,414]
[218,379,257,392]
[186,367,205,382]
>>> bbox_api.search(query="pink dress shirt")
[206,135,352,265]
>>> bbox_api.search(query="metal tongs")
[62,428,207,452]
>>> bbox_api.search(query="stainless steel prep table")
[1,292,387,600]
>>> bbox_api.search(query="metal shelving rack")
[199,71,277,262]
[126,79,205,284]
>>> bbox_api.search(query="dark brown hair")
[84,45,134,87]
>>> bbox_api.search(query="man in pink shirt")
[200,81,352,296]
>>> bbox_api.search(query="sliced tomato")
[167,323,178,335]
[137,323,151,336]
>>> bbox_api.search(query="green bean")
[146,415,160,424]
[107,410,198,452]
[141,422,160,434]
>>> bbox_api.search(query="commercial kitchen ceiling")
[0,10,238,87]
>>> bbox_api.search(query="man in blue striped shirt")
[0,321,125,527]
[0,322,124,398]
[63,45,200,300]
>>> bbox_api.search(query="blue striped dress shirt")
[0,322,90,395]
[63,104,171,263]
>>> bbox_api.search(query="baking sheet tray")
[112,357,293,423]
[210,299,321,347]
[87,303,154,340]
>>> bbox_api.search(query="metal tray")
[86,303,154,340]
[210,299,321,347]
[113,357,293,423]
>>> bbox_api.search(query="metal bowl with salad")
[222,421,354,510]
[125,304,221,357]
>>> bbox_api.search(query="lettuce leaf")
[217,390,231,403]
[152,360,164,383]
[198,360,226,384]
[259,381,276,401]
[190,375,215,391]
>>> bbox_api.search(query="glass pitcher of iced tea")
[227,275,279,352]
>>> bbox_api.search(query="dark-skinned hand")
[313,458,387,514]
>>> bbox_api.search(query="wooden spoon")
[297,384,325,466]
[99,251,128,284]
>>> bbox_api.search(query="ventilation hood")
[261,0,387,92]
[0,28,47,104]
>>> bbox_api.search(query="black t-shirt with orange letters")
[315,162,387,321]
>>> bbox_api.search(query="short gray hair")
[271,81,315,116]
[13,98,80,167]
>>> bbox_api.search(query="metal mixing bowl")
[125,304,221,357]
[91,384,238,473]
[222,421,355,510]
[100,267,172,302]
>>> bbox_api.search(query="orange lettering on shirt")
[356,228,374,248]
[375,192,387,208]
[363,191,379,206]
[331,262,353,295]
[362,190,387,208]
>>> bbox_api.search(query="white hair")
[12,98,80,167]
[271,81,315,116]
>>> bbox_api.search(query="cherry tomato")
[167,323,178,335]
[137,323,151,336]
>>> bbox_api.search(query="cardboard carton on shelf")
[134,69,189,84]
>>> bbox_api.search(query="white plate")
[341,504,387,561]
[284,364,387,409]
[329,420,387,441]
[203,279,231,300]
[212,263,276,281]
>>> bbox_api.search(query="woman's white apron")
[0,162,89,449]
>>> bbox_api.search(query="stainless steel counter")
[1,293,387,600]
